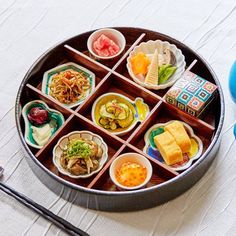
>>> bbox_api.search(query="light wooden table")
[0,0,236,235]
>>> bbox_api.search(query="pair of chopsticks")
[0,167,89,236]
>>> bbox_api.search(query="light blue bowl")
[229,60,236,103]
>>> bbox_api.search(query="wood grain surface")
[0,0,236,235]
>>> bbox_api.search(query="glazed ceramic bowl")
[127,40,186,90]
[143,120,203,171]
[109,153,153,191]
[87,28,126,60]
[91,92,149,136]
[42,62,95,108]
[22,100,65,149]
[53,131,108,178]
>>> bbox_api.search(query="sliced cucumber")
[105,100,126,119]
[106,105,116,114]
[117,109,134,128]
[110,121,117,130]
[116,103,129,120]
[99,100,134,130]
[99,117,109,126]
[103,124,111,129]
[100,105,115,119]
[105,100,117,114]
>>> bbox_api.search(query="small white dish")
[87,28,126,60]
[127,40,186,90]
[53,131,108,179]
[42,62,95,109]
[109,152,153,191]
[91,92,149,136]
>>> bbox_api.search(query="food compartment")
[115,67,169,98]
[64,44,111,78]
[163,69,220,127]
[25,46,110,109]
[130,101,214,152]
[129,102,215,172]
[77,73,160,140]
[91,146,174,191]
[35,114,124,187]
[199,96,220,127]
[66,28,145,69]
[163,96,219,129]
[23,84,72,117]
[18,85,72,154]
[115,36,185,98]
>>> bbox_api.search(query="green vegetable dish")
[60,138,103,176]
[158,64,177,85]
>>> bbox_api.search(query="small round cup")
[87,28,126,60]
[109,153,153,191]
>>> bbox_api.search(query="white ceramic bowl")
[53,131,108,178]
[87,28,126,60]
[127,40,186,90]
[109,153,153,191]
[91,92,149,136]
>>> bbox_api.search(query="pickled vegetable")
[117,109,134,128]
[32,124,52,146]
[28,107,49,125]
[99,99,134,131]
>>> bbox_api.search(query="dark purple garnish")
[27,107,49,125]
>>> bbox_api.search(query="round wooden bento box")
[15,27,224,212]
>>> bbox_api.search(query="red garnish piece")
[93,34,120,57]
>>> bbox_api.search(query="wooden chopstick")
[0,182,89,236]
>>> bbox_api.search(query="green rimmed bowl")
[22,100,65,149]
[42,62,95,108]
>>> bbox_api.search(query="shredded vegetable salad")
[49,69,90,104]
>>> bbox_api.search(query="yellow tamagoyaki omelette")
[154,131,183,165]
[164,121,191,153]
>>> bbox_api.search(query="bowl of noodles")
[42,62,95,108]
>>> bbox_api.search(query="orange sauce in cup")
[115,161,147,187]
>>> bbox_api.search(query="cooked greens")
[158,64,177,85]
[67,139,92,159]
